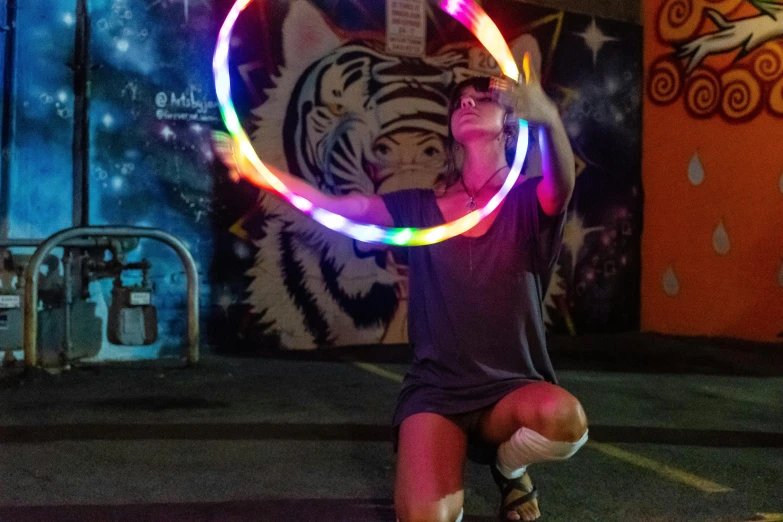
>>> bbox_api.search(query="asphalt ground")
[0,335,781,522]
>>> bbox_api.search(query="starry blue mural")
[6,0,219,359]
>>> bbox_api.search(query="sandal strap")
[490,465,539,510]
[501,481,537,501]
[503,486,538,512]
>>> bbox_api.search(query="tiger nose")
[327,103,345,116]
[460,96,476,109]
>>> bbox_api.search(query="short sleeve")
[516,177,567,273]
[380,189,435,228]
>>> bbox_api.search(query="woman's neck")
[460,139,508,192]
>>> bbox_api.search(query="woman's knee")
[521,388,587,442]
[543,393,588,442]
[396,502,463,522]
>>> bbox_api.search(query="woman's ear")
[503,111,517,134]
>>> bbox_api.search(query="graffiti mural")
[3,0,643,356]
[220,0,643,350]
[647,0,783,120]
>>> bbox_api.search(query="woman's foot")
[490,465,540,521]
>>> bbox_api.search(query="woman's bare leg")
[479,382,588,521]
[395,413,468,522]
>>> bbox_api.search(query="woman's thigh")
[395,413,468,522]
[478,382,588,445]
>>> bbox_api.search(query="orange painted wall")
[642,0,783,342]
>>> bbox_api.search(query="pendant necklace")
[459,165,507,210]
[461,165,507,274]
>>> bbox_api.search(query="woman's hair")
[439,76,523,190]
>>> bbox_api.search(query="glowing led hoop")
[213,0,529,246]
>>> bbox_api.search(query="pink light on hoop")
[213,0,529,245]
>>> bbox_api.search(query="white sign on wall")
[386,0,426,57]
[0,295,21,309]
[130,292,151,306]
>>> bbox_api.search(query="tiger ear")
[282,1,341,69]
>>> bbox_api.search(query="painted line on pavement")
[587,441,732,493]
[349,361,403,383]
[351,362,733,494]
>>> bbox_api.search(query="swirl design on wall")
[656,0,743,42]
[658,0,697,39]
[648,57,683,105]
[719,68,762,121]
[753,42,783,82]
[685,67,720,117]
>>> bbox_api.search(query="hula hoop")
[213,0,529,246]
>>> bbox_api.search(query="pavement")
[1,333,782,522]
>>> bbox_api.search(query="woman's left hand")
[490,56,560,127]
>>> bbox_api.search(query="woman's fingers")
[489,76,521,111]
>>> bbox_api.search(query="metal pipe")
[63,250,73,358]
[0,238,109,248]
[23,226,199,367]
[0,0,19,238]
[72,0,91,228]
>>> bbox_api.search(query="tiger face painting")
[238,0,539,349]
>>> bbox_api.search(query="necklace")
[459,165,507,210]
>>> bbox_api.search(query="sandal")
[490,464,540,521]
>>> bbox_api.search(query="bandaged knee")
[496,427,588,479]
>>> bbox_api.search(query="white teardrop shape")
[663,265,680,296]
[688,153,705,186]
[713,219,730,255]
[778,260,783,288]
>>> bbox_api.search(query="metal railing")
[20,226,199,367]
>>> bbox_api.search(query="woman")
[214,63,588,522]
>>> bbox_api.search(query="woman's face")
[450,85,505,145]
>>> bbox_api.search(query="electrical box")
[0,293,102,361]
[0,291,23,350]
[107,285,158,346]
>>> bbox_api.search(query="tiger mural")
[239,0,542,349]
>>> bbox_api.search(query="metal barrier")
[21,226,199,367]
[1,236,116,364]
